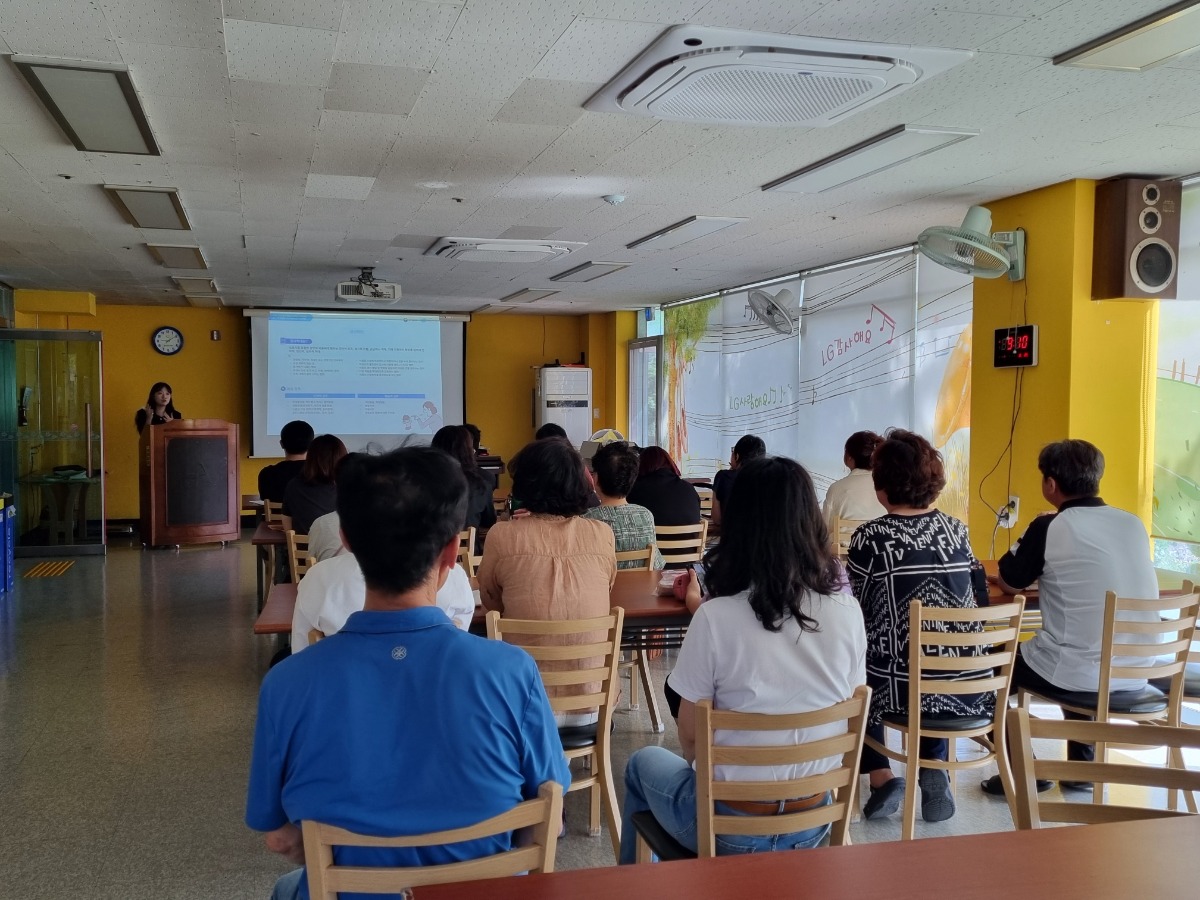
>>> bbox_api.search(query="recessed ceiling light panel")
[425,238,586,263]
[12,56,159,154]
[184,294,223,308]
[172,276,216,293]
[146,244,208,269]
[1054,1,1200,71]
[105,185,189,230]
[549,262,629,283]
[498,289,560,304]
[628,215,747,250]
[763,125,977,194]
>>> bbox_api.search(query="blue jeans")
[269,868,304,900]
[619,745,830,864]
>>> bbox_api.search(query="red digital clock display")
[993,325,1038,368]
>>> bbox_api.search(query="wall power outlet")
[998,495,1019,529]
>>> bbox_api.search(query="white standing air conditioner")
[536,367,592,448]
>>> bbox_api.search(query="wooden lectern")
[139,419,240,546]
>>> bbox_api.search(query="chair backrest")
[1008,708,1200,828]
[829,515,870,558]
[695,486,713,518]
[1095,590,1200,722]
[307,628,324,645]
[285,530,314,582]
[655,521,708,565]
[264,499,285,526]
[906,597,1026,734]
[694,684,871,856]
[301,781,563,896]
[485,608,625,727]
[457,527,477,577]
[615,543,656,571]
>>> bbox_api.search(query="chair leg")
[588,750,602,837]
[599,743,622,860]
[627,652,641,710]
[636,650,664,734]
[902,751,919,841]
[635,833,653,863]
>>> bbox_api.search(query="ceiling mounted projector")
[336,267,401,302]
[917,207,1026,281]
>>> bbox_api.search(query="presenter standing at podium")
[135,382,183,434]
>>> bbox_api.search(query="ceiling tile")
[447,0,576,47]
[335,0,463,69]
[0,2,122,61]
[305,174,377,200]
[531,17,664,82]
[103,0,224,50]
[324,63,429,116]
[231,80,324,128]
[493,79,597,127]
[224,19,337,86]
[225,0,347,31]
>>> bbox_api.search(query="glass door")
[0,329,105,555]
[628,337,663,448]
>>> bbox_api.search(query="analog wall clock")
[152,326,184,355]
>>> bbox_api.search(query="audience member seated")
[846,429,989,825]
[465,422,488,456]
[535,422,568,441]
[626,446,702,528]
[432,425,497,534]
[478,438,616,725]
[257,420,314,502]
[246,447,570,900]
[585,442,664,570]
[305,511,342,562]
[621,455,866,863]
[281,434,347,535]
[291,552,475,651]
[821,430,886,530]
[711,434,765,526]
[980,438,1160,796]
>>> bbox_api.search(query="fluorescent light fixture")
[627,215,747,250]
[763,125,978,194]
[146,244,208,269]
[735,274,798,293]
[805,246,915,276]
[172,276,216,293]
[498,289,560,304]
[549,262,629,283]
[184,295,223,308]
[1179,172,1200,187]
[662,291,719,309]
[104,185,189,230]
[1054,1,1200,71]
[12,56,159,154]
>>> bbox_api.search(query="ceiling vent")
[586,25,973,127]
[425,238,586,263]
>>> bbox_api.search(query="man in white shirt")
[292,552,476,651]
[982,439,1160,795]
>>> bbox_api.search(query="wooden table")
[416,815,1200,900]
[253,569,689,637]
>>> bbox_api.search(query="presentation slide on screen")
[247,311,465,458]
[267,313,443,434]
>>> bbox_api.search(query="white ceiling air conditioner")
[425,237,586,263]
[336,280,401,302]
[586,25,973,127]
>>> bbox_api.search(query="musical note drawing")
[866,304,896,344]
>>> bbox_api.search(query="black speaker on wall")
[1093,177,1181,300]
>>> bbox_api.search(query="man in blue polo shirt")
[981,439,1159,796]
[246,447,570,900]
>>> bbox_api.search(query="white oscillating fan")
[747,288,796,334]
[917,206,1026,281]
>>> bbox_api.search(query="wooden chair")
[1166,580,1200,812]
[486,608,625,860]
[829,514,870,558]
[301,781,563,897]
[1016,590,1200,805]
[457,527,477,577]
[633,686,871,860]
[654,521,708,566]
[285,530,314,582]
[695,487,713,519]
[307,628,324,645]
[262,499,286,583]
[864,598,1025,839]
[1008,709,1200,828]
[615,544,661,731]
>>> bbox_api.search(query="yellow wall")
[969,179,1157,554]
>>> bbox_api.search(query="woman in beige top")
[821,430,887,531]
[478,437,617,726]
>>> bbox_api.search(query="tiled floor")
[0,537,1183,898]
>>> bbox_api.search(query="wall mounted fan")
[917,206,1026,281]
[747,288,796,334]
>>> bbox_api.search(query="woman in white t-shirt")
[618,456,867,864]
[821,430,886,531]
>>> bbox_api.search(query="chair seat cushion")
[631,811,695,861]
[881,712,994,732]
[1149,674,1200,699]
[1027,683,1167,715]
[557,723,599,750]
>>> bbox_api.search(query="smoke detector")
[586,25,972,127]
